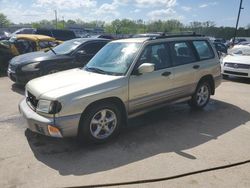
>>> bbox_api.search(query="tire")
[78,102,122,144]
[189,81,211,109]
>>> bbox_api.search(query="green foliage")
[1,13,249,40]
[0,13,11,27]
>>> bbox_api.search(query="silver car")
[19,35,221,143]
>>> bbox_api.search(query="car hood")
[10,51,70,65]
[26,68,123,100]
[223,54,250,64]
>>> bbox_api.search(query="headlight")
[21,62,40,71]
[37,99,61,114]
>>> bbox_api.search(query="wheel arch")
[78,97,128,133]
[197,75,215,95]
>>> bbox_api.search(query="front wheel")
[189,81,211,109]
[78,102,122,144]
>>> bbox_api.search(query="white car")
[221,45,250,78]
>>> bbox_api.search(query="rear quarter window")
[193,41,214,60]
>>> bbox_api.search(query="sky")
[0,0,249,27]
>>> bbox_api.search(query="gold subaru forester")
[19,34,221,143]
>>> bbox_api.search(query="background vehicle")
[0,31,11,41]
[213,38,227,44]
[35,29,76,41]
[8,38,110,84]
[19,33,221,143]
[0,34,61,56]
[12,28,76,41]
[213,42,228,54]
[221,45,250,78]
[0,34,61,73]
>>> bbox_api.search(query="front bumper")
[222,66,250,78]
[19,99,81,137]
[19,99,58,137]
[7,69,40,85]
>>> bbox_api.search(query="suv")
[19,34,221,143]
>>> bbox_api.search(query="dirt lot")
[0,76,250,188]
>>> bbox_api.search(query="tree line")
[1,12,250,40]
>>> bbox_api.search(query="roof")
[14,34,56,41]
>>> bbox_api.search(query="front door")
[128,43,174,114]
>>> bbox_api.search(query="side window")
[15,39,36,54]
[82,42,107,55]
[137,43,171,71]
[169,41,196,66]
[193,41,214,60]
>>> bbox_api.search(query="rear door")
[192,40,218,81]
[168,40,199,97]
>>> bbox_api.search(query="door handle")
[161,71,171,77]
[193,65,200,69]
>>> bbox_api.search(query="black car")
[7,38,110,85]
[35,29,76,41]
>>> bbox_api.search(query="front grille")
[27,91,38,109]
[224,70,248,76]
[224,62,250,69]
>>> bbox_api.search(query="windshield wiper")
[85,67,107,74]
[37,38,57,55]
[48,45,57,55]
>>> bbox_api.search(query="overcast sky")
[0,0,249,27]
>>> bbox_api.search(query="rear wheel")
[189,81,211,109]
[78,102,122,144]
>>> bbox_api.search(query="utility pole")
[62,16,64,29]
[233,0,244,45]
[54,10,58,29]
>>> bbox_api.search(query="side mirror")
[137,63,155,75]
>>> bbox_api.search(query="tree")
[0,13,11,27]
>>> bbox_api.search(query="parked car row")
[0,34,62,71]
[7,38,110,84]
[8,28,76,41]
[18,33,222,143]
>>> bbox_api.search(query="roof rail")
[148,31,205,40]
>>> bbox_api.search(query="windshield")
[229,46,250,56]
[48,39,82,55]
[85,42,142,76]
